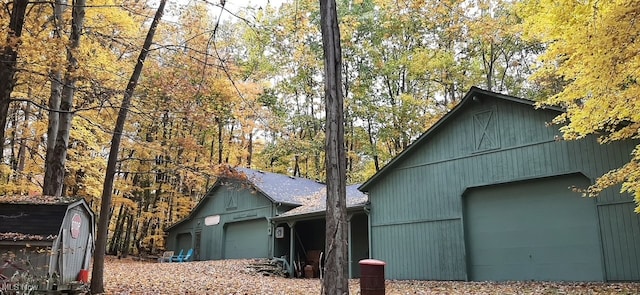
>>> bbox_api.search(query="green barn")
[165,167,369,277]
[359,87,640,282]
[165,168,325,261]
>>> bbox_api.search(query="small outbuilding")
[0,196,95,290]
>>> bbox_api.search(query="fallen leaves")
[0,232,57,241]
[102,258,640,295]
[0,195,79,205]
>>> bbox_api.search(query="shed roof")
[359,87,564,192]
[0,196,87,241]
[273,184,368,220]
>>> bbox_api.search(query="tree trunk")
[44,0,65,191]
[217,118,223,164]
[247,131,253,166]
[91,0,167,292]
[16,99,29,175]
[108,203,125,255]
[43,0,86,196]
[319,0,349,294]
[9,104,19,171]
[0,0,28,162]
[121,210,134,258]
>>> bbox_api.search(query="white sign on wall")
[204,215,221,226]
[275,227,284,239]
[71,213,82,239]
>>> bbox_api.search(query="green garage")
[223,218,269,259]
[464,174,603,281]
[360,88,640,281]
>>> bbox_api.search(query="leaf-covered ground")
[103,258,640,294]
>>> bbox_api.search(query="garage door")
[223,219,268,259]
[176,233,192,252]
[464,174,603,281]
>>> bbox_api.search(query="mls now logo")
[0,281,37,295]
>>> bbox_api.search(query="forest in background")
[2,0,631,256]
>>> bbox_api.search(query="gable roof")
[273,184,368,220]
[166,167,326,230]
[359,87,564,192]
[0,196,89,241]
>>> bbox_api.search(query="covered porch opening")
[273,211,369,279]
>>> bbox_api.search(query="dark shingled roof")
[166,167,328,230]
[235,167,326,205]
[275,184,368,218]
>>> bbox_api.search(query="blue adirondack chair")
[170,249,184,262]
[176,248,193,262]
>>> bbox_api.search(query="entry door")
[464,174,603,281]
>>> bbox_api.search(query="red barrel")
[77,269,89,283]
[359,259,385,295]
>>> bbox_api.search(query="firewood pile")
[245,258,288,277]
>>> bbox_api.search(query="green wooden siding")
[166,181,276,260]
[371,219,466,280]
[350,213,369,278]
[176,232,192,252]
[366,94,640,281]
[597,201,640,281]
[464,174,602,281]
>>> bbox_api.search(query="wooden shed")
[359,87,640,282]
[0,196,95,290]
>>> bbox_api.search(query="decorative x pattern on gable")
[473,109,500,151]
[226,190,238,210]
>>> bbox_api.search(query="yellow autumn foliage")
[522,0,640,210]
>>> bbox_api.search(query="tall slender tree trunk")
[247,131,253,166]
[44,0,64,195]
[91,1,167,292]
[121,210,134,258]
[43,0,86,196]
[319,0,349,294]
[9,104,19,172]
[217,118,223,164]
[16,99,29,176]
[108,203,125,255]
[0,0,28,162]
[366,117,380,171]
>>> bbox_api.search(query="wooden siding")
[367,96,640,281]
[167,181,276,261]
[371,218,466,280]
[350,213,369,278]
[597,201,640,281]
